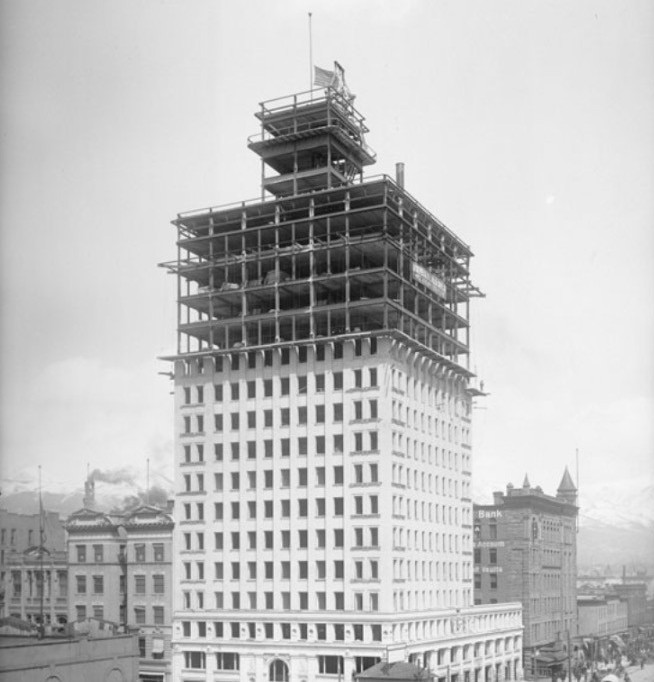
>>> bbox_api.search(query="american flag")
[314,65,336,88]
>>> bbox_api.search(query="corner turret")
[556,466,577,505]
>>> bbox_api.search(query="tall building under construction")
[165,67,524,682]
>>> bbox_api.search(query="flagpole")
[38,465,44,638]
[308,12,313,96]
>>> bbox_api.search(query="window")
[264,379,273,397]
[153,543,164,562]
[334,560,344,579]
[153,574,164,593]
[134,606,146,625]
[76,545,86,563]
[281,408,290,425]
[214,384,223,401]
[489,549,497,565]
[316,405,325,423]
[93,545,103,562]
[135,575,146,594]
[490,573,498,589]
[370,400,378,419]
[316,466,325,485]
[298,406,307,424]
[281,438,290,457]
[76,575,86,594]
[75,604,86,622]
[334,466,343,485]
[216,652,240,671]
[230,382,239,400]
[317,560,326,579]
[334,529,343,547]
[334,497,344,516]
[153,606,164,625]
[298,376,308,394]
[334,403,343,422]
[316,498,325,516]
[334,371,343,389]
[264,409,273,427]
[215,444,223,462]
[281,377,290,394]
[298,468,308,486]
[248,411,256,428]
[354,369,362,387]
[184,651,206,669]
[316,374,325,392]
[93,575,103,594]
[247,380,256,398]
[317,529,326,548]
[135,544,145,562]
[369,367,377,385]
[298,437,308,455]
[318,656,344,675]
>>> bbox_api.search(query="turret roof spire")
[557,466,577,493]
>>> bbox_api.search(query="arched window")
[269,659,289,682]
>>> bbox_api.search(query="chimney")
[395,162,405,188]
[83,476,96,510]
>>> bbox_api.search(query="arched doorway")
[270,659,289,682]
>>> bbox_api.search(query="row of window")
[209,495,379,521]
[209,401,378,432]
[75,573,165,595]
[181,621,383,646]
[74,604,165,625]
[184,463,378,502]
[74,543,165,564]
[201,527,379,552]
[184,367,379,406]
[182,338,379,378]
[184,588,379,612]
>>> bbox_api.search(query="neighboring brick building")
[65,503,174,682]
[0,509,67,626]
[473,471,578,674]
[611,582,649,629]
[577,595,628,637]
[0,509,66,566]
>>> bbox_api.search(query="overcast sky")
[1,0,652,515]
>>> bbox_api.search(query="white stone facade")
[171,340,523,681]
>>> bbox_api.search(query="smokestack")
[83,476,96,510]
[395,162,405,188]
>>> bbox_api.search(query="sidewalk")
[622,660,654,682]
[527,661,654,682]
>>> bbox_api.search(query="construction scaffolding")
[162,86,482,373]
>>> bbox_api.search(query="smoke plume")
[112,485,171,514]
[90,467,136,485]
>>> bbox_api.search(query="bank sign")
[412,263,447,299]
